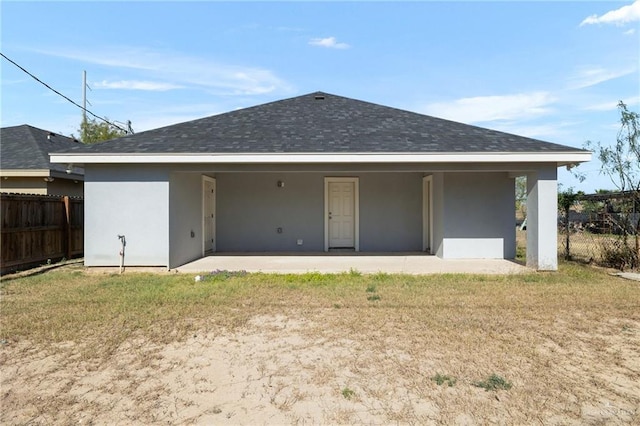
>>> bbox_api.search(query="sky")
[1,1,639,193]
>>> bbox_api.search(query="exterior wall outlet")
[297,239,303,245]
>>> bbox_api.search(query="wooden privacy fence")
[1,194,83,274]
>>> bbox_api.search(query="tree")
[585,101,640,268]
[78,118,128,144]
[515,176,527,220]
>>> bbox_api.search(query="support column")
[526,166,558,270]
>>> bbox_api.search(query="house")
[50,92,591,271]
[1,125,84,197]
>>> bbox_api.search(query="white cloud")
[567,66,637,90]
[420,92,556,124]
[32,46,293,96]
[94,80,183,91]
[33,46,158,70]
[309,36,350,49]
[0,78,28,86]
[583,100,623,112]
[624,28,636,35]
[584,96,640,111]
[580,0,640,26]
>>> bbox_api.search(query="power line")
[0,52,128,133]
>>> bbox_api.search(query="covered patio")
[50,92,591,272]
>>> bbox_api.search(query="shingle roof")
[1,125,83,173]
[53,92,584,154]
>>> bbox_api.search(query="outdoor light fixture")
[43,177,55,182]
[277,180,285,188]
[66,164,73,174]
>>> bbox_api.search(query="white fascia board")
[50,151,592,165]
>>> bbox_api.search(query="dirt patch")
[2,311,639,424]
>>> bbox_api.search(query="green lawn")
[2,262,633,350]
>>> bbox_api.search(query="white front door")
[202,176,216,254]
[325,178,359,250]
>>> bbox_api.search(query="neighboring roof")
[1,125,84,176]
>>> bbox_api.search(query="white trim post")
[202,176,216,255]
[526,167,558,270]
[422,176,433,253]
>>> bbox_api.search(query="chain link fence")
[557,193,639,270]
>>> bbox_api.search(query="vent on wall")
[314,94,325,100]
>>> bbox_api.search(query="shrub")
[474,374,512,391]
[431,373,456,387]
[600,240,638,271]
[341,387,355,399]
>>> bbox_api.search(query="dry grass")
[559,231,639,268]
[1,262,639,424]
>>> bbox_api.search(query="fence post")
[63,196,71,260]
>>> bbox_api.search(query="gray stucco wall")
[84,165,169,266]
[526,166,558,270]
[438,172,516,259]
[169,173,204,268]
[217,172,323,252]
[359,173,422,251]
[216,172,423,252]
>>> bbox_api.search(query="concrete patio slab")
[173,254,530,275]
